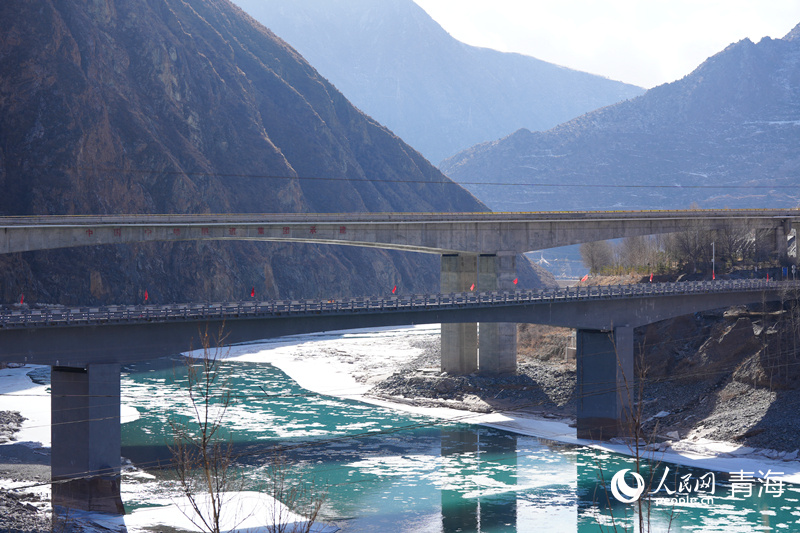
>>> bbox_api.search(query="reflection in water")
[120,357,800,532]
[440,428,518,532]
[441,428,479,532]
[478,430,518,531]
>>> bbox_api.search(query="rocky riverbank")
[367,334,577,418]
[0,410,53,533]
[369,300,800,461]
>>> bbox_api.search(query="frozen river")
[115,326,800,532]
[3,325,800,531]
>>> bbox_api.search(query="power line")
[48,165,800,191]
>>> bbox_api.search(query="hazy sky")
[412,1,800,88]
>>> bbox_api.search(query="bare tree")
[714,219,753,267]
[666,220,713,274]
[590,335,676,533]
[754,228,776,265]
[169,325,245,533]
[169,324,328,533]
[580,240,614,274]
[618,235,665,273]
[263,451,327,533]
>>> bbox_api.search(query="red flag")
[513,278,518,285]
[251,287,255,298]
[712,271,715,280]
[767,273,770,281]
[650,273,653,282]
[144,289,149,302]
[19,294,23,305]
[581,274,589,282]
[392,285,397,294]
[470,283,475,291]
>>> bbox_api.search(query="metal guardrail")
[0,279,795,330]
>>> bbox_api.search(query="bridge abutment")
[478,254,517,375]
[441,254,478,373]
[576,327,634,440]
[51,364,124,515]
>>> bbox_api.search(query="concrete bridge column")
[576,326,634,441]
[478,253,518,374]
[441,254,478,374]
[51,364,124,514]
[777,220,792,265]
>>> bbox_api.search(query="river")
[118,328,800,532]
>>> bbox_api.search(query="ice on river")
[4,324,800,532]
[202,325,800,486]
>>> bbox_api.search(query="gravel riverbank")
[0,410,53,533]
[369,319,800,460]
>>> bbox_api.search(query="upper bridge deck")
[1,208,796,255]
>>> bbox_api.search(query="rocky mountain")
[0,0,551,305]
[441,25,800,212]
[232,0,644,164]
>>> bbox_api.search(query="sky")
[411,1,800,89]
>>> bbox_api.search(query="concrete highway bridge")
[1,209,799,513]
[1,280,797,514]
[3,209,797,383]
[2,209,796,257]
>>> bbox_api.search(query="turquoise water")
[120,357,800,532]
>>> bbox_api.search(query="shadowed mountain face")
[0,0,556,305]
[233,0,644,164]
[441,26,800,212]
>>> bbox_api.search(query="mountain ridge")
[0,0,553,305]
[441,28,800,212]
[233,0,644,164]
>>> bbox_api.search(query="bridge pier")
[441,253,519,375]
[576,327,634,441]
[441,254,478,374]
[478,254,517,374]
[51,364,124,515]
[777,220,792,265]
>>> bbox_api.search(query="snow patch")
[53,492,337,533]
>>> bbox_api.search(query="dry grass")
[517,324,573,363]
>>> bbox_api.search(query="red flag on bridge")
[513,278,518,285]
[144,289,149,302]
[19,294,23,305]
[470,283,475,291]
[392,285,397,294]
[251,287,255,298]
[712,271,715,280]
[767,273,770,281]
[650,273,653,282]
[581,274,589,282]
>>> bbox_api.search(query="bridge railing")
[0,279,796,329]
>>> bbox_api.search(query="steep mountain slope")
[441,26,800,212]
[0,0,552,305]
[233,0,644,164]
